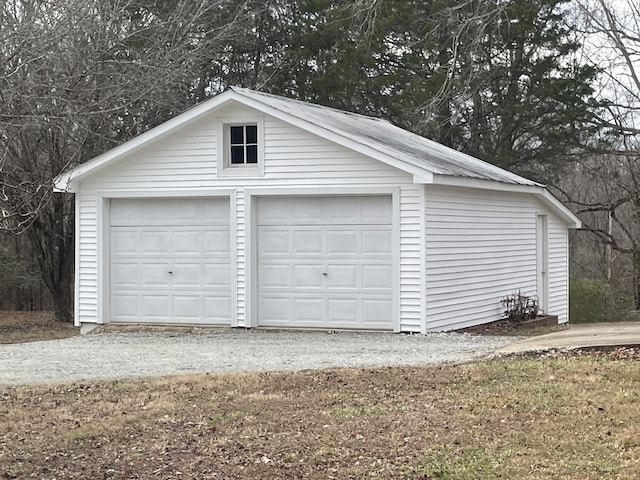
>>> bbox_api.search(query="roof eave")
[53,90,238,190]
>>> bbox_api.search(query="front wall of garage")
[76,103,420,330]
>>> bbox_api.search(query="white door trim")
[98,190,233,325]
[536,213,549,313]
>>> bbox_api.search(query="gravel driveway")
[0,329,520,387]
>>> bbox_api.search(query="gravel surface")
[0,329,521,387]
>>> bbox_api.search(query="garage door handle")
[322,272,328,276]
[167,271,173,275]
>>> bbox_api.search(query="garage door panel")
[293,230,323,255]
[260,264,290,288]
[260,297,291,323]
[141,231,170,254]
[142,295,170,318]
[111,231,139,255]
[111,198,229,226]
[172,295,201,319]
[363,299,393,326]
[362,230,392,254]
[362,265,393,289]
[294,298,323,323]
[258,198,295,224]
[110,197,230,325]
[112,294,138,318]
[294,201,323,224]
[171,263,203,287]
[173,230,203,254]
[142,263,171,287]
[326,265,358,288]
[204,264,231,287]
[294,265,324,288]
[258,196,393,330]
[204,296,231,320]
[328,299,357,323]
[204,230,230,254]
[361,197,393,224]
[111,263,139,287]
[259,229,290,255]
[327,231,358,254]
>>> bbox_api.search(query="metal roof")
[230,87,540,186]
[55,86,542,190]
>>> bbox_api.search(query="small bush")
[501,290,539,322]
[569,277,621,323]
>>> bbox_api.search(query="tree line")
[0,0,636,322]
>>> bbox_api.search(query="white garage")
[109,197,231,325]
[55,87,581,332]
[257,196,394,330]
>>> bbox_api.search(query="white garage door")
[110,198,230,325]
[258,196,394,330]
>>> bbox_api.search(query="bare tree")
[560,0,640,308]
[0,0,246,321]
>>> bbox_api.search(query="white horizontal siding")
[399,185,423,332]
[425,186,539,331]
[235,190,246,327]
[547,213,568,323]
[77,192,99,324]
[82,110,411,191]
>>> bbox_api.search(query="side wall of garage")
[75,104,421,330]
[424,184,569,330]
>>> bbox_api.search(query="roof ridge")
[229,86,393,125]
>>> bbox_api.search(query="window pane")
[246,125,258,144]
[230,126,244,145]
[246,145,258,164]
[230,146,245,164]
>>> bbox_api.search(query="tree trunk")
[29,195,75,323]
[51,280,74,323]
[634,251,640,311]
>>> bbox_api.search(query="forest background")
[0,0,637,323]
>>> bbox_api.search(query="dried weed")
[0,311,78,344]
[2,354,640,479]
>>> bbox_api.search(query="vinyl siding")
[425,185,540,331]
[547,212,569,323]
[399,185,423,332]
[76,104,413,326]
[235,189,246,327]
[82,106,411,191]
[77,192,99,324]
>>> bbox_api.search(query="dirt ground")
[2,311,640,478]
[0,310,564,346]
[0,311,78,344]
[455,317,570,336]
[2,349,640,479]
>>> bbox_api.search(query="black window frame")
[228,124,259,166]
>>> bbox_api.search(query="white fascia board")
[537,189,582,229]
[53,92,237,192]
[230,94,438,182]
[432,173,542,191]
[412,173,434,184]
[432,174,581,228]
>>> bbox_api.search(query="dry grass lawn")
[0,311,78,344]
[2,350,640,479]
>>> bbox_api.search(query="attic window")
[218,120,264,177]
[229,125,258,165]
